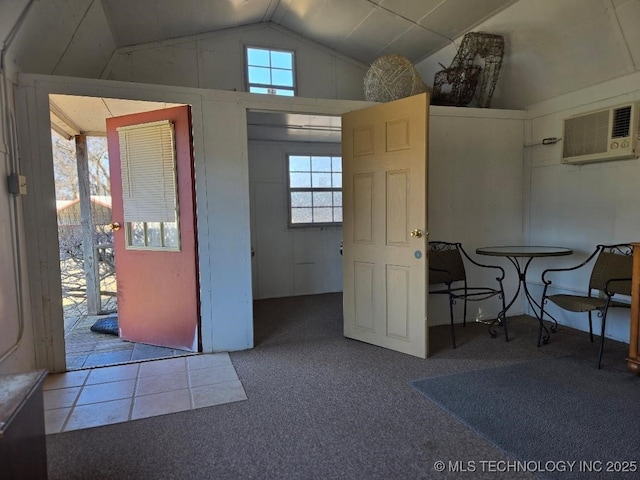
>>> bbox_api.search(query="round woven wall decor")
[364,54,429,102]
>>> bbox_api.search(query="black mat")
[410,356,640,480]
[90,316,119,336]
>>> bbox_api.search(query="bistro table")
[476,245,573,343]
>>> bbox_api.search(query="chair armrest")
[457,243,506,281]
[604,277,632,297]
[541,246,601,286]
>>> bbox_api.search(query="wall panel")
[106,23,367,101]
[248,140,343,300]
[526,74,640,343]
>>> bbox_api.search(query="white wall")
[104,23,367,101]
[427,106,526,325]
[524,70,640,343]
[0,82,35,374]
[0,1,35,374]
[0,12,36,374]
[249,140,343,299]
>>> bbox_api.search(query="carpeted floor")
[410,355,640,480]
[46,293,634,480]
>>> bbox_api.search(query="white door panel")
[342,93,429,358]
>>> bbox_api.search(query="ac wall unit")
[561,103,640,164]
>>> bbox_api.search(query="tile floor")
[44,353,247,434]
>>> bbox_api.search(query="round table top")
[476,245,573,257]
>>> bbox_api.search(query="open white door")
[342,93,429,358]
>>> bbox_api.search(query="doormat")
[90,316,119,336]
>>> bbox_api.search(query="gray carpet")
[46,293,634,480]
[410,355,640,480]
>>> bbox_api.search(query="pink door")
[106,106,199,351]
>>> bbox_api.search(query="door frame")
[16,73,374,372]
[50,100,200,369]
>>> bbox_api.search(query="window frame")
[245,45,297,96]
[286,153,342,228]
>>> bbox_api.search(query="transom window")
[246,46,295,96]
[288,155,342,226]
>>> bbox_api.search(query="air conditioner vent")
[563,111,608,158]
[612,105,632,138]
[561,103,639,164]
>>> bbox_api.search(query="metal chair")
[540,244,633,369]
[428,241,506,349]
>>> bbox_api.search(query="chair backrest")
[428,243,466,285]
[589,246,633,296]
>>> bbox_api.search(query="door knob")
[410,229,423,238]
[110,222,121,231]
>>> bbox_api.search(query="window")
[288,155,342,226]
[116,120,180,251]
[246,46,295,96]
[127,221,179,249]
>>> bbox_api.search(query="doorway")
[246,95,430,358]
[49,94,199,370]
[247,111,343,301]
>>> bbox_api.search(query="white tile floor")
[43,353,247,434]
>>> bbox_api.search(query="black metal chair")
[428,241,506,349]
[539,244,633,369]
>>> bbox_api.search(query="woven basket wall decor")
[432,32,504,108]
[364,54,429,102]
[432,65,481,107]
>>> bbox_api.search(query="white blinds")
[117,120,178,223]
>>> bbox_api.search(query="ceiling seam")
[50,0,97,75]
[99,0,121,46]
[363,0,454,44]
[343,2,378,40]
[608,0,636,71]
[263,0,284,22]
[100,98,114,118]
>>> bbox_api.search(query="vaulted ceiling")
[3,0,517,75]
[98,0,517,65]
[3,0,640,112]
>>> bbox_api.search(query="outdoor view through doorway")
[50,95,199,370]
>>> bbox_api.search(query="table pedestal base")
[475,246,573,345]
